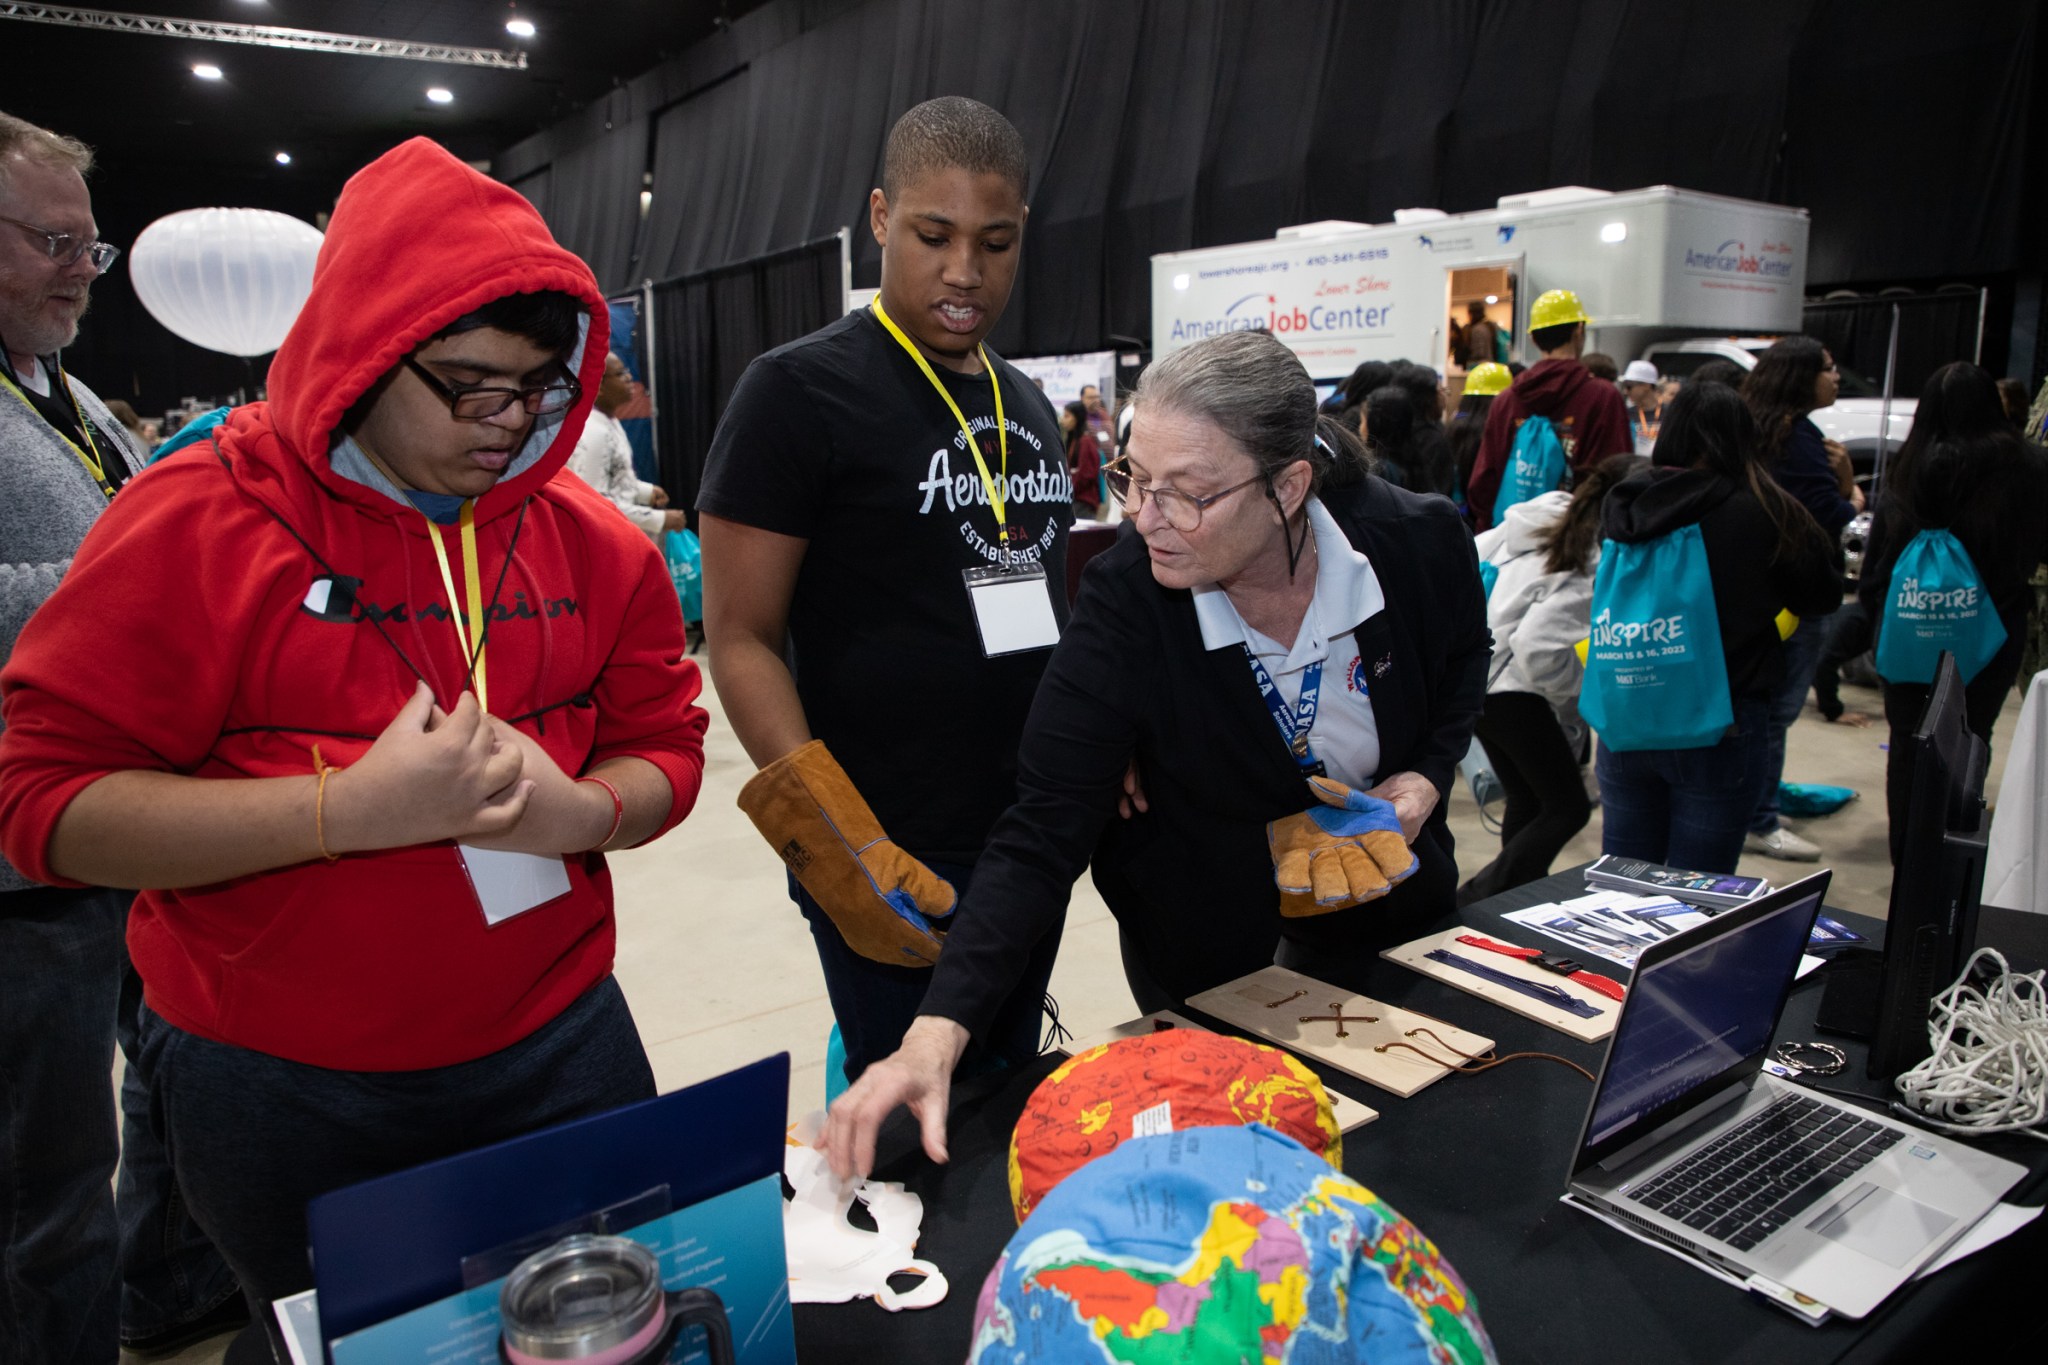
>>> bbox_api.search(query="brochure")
[1504,890,1824,979]
[1584,855,1773,909]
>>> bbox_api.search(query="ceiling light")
[1484,294,1499,305]
[426,87,455,104]
[193,63,224,80]
[506,18,536,38]
[275,150,292,165]
[1600,221,1628,244]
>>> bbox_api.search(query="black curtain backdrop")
[501,0,2040,361]
[539,119,652,294]
[1802,292,1993,401]
[649,234,845,509]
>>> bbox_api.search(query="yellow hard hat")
[1463,361,1512,397]
[1529,288,1591,331]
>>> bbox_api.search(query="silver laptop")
[1564,870,2025,1319]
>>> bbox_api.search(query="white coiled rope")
[1892,948,2048,1141]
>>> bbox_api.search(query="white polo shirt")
[1192,496,1387,788]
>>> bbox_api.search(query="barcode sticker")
[1132,1101,1173,1139]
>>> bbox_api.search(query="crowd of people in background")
[1317,296,2048,889]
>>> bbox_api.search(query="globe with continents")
[1009,1030,1343,1222]
[970,1124,1494,1365]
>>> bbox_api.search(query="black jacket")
[921,477,1491,1035]
[1601,467,1844,701]
[1857,439,2048,658]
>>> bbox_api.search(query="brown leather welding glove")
[1269,775,1418,918]
[737,740,956,966]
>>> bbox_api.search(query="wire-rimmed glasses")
[1102,458,1265,531]
[0,215,120,271]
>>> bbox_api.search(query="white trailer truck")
[1151,185,1810,383]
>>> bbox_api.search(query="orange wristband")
[311,744,340,863]
[578,774,624,851]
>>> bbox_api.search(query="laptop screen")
[1583,885,1824,1155]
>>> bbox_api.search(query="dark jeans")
[115,959,241,1346]
[1597,696,1773,873]
[1750,608,1834,834]
[795,860,1061,1084]
[132,975,655,1338]
[1811,601,1873,721]
[1,886,125,1365]
[1461,691,1593,903]
[1880,649,2023,866]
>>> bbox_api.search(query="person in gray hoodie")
[1458,456,1640,904]
[0,111,240,1362]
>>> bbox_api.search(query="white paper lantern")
[128,208,324,357]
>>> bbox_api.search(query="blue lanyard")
[1245,647,1324,774]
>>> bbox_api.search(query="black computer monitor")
[1815,652,1990,1078]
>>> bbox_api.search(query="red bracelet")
[577,774,624,851]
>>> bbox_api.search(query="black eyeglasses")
[1,215,120,271]
[402,354,580,421]
[1102,459,1265,531]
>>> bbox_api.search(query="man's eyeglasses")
[403,354,580,421]
[1103,459,1265,532]
[1,216,120,271]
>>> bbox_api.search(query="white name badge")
[964,563,1060,656]
[458,845,572,927]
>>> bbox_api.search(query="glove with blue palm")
[1268,774,1418,917]
[737,741,955,965]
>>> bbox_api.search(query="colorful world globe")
[1009,1030,1342,1222]
[973,1124,1495,1365]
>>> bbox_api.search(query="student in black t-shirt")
[697,98,1072,1085]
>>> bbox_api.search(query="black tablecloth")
[793,867,2048,1363]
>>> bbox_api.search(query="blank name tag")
[458,846,572,927]
[963,564,1060,656]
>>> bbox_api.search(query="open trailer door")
[1443,255,1521,400]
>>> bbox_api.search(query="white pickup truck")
[1638,337,1914,483]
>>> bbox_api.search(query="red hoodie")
[1465,357,1632,530]
[0,139,707,1070]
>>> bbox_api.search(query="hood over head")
[261,137,608,519]
[1600,465,1737,545]
[1510,357,1603,417]
[1490,487,1570,555]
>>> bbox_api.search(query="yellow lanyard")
[869,298,1012,549]
[0,360,115,497]
[424,500,490,714]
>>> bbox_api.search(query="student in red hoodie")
[0,139,707,1336]
[1466,289,1632,530]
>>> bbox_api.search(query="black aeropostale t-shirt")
[698,308,1072,862]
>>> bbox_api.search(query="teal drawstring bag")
[1779,782,1857,818]
[1581,524,1733,751]
[1874,529,2006,684]
[663,527,702,623]
[1493,415,1567,524]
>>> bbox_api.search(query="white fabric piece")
[1192,496,1385,787]
[783,1111,947,1311]
[11,356,51,397]
[1983,671,2048,915]
[567,409,664,539]
[1474,489,1597,706]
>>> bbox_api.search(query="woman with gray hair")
[821,329,1491,1178]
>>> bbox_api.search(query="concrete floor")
[130,672,2024,1364]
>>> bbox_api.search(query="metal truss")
[0,3,528,69]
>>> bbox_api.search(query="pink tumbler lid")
[500,1234,667,1364]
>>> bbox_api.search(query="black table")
[793,868,2048,1362]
